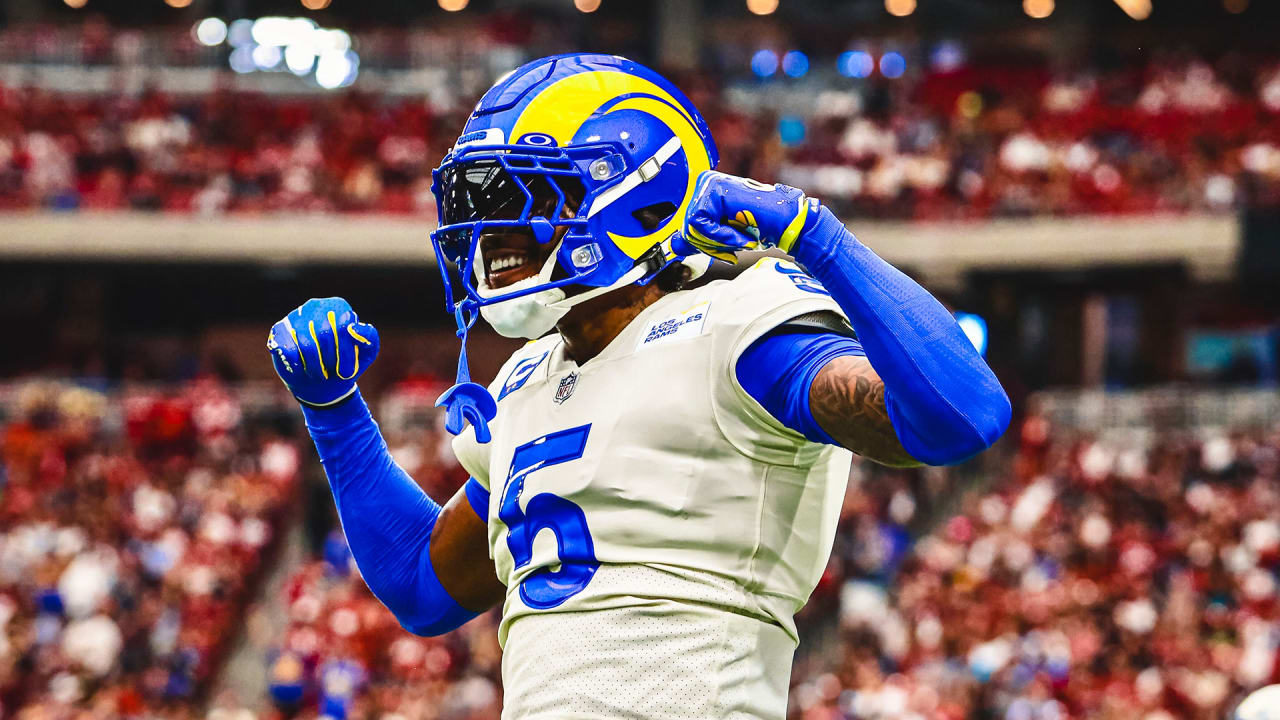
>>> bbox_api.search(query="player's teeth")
[490,256,526,272]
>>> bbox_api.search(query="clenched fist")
[268,297,380,407]
[671,170,819,262]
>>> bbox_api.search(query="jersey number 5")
[499,424,597,609]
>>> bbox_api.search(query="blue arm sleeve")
[301,391,480,636]
[789,206,1012,465]
[737,331,865,446]
[463,477,489,519]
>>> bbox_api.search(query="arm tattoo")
[809,355,921,467]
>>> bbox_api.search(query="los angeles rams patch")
[636,301,710,350]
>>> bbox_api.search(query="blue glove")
[267,297,380,408]
[672,170,819,262]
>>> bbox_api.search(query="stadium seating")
[262,553,503,720]
[5,5,1279,719]
[0,380,301,715]
[2,57,1279,220]
[790,412,1280,719]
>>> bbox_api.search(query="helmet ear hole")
[631,201,678,231]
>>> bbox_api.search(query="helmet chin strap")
[547,264,649,311]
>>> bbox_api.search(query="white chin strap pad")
[548,264,648,311]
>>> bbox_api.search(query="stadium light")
[194,18,228,46]
[1023,0,1054,19]
[63,0,88,7]
[955,313,989,356]
[838,50,874,79]
[885,0,915,17]
[574,0,602,12]
[164,0,193,7]
[880,51,906,78]
[285,43,317,75]
[252,44,283,70]
[316,29,351,53]
[228,19,254,46]
[301,0,332,9]
[439,0,469,10]
[252,17,317,47]
[226,16,357,89]
[746,0,778,16]
[229,46,255,73]
[316,50,359,89]
[751,49,778,77]
[782,51,809,78]
[1113,0,1151,19]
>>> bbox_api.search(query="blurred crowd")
[254,381,503,720]
[792,414,1280,720]
[0,380,301,718]
[772,57,1280,219]
[0,89,442,216]
[258,548,502,720]
[2,53,1280,219]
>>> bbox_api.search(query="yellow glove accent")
[778,197,810,254]
[330,311,360,381]
[347,325,372,344]
[284,319,307,372]
[307,321,329,379]
[687,226,739,263]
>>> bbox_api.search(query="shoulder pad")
[774,310,857,339]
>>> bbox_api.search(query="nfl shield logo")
[554,373,578,404]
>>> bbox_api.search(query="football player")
[267,54,1010,719]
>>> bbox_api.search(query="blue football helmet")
[430,53,719,442]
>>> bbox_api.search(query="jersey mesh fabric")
[500,564,792,720]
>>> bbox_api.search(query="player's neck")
[557,283,666,365]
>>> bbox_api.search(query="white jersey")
[452,258,854,720]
